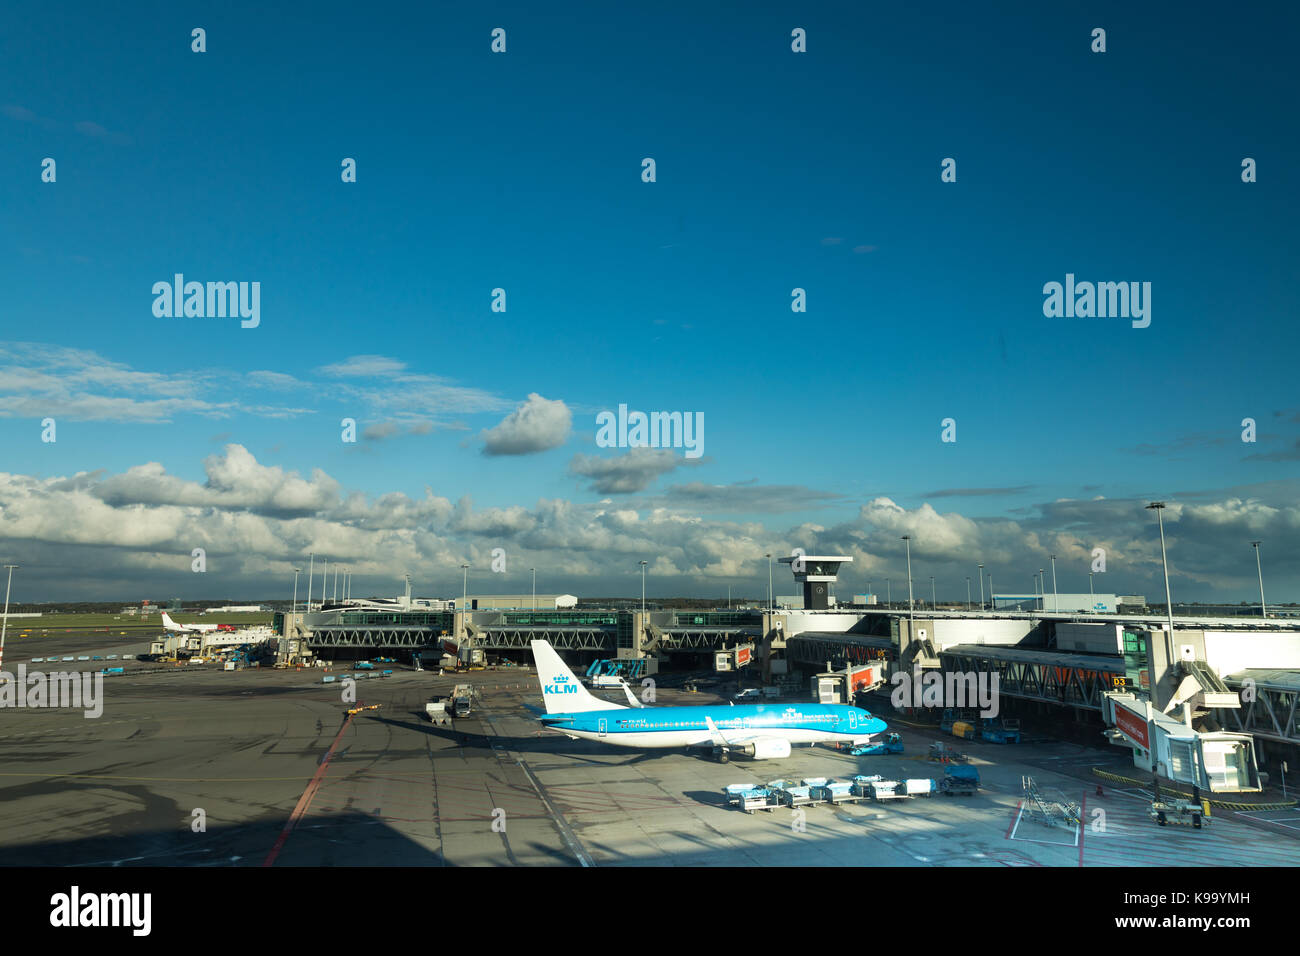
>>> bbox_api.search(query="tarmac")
[2,630,1298,867]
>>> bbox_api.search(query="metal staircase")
[1021,776,1082,829]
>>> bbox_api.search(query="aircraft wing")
[700,716,791,750]
[703,715,730,747]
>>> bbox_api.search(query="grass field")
[1,612,273,631]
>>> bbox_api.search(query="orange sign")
[1113,704,1150,749]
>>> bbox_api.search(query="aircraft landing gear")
[713,746,731,763]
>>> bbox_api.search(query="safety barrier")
[1091,767,1297,810]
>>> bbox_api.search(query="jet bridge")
[1102,691,1261,793]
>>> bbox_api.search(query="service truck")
[451,683,474,717]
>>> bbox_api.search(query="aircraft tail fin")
[161,612,180,630]
[530,640,625,714]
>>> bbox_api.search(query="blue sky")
[1,2,1298,602]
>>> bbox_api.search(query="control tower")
[778,554,853,610]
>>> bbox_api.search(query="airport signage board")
[1113,703,1150,749]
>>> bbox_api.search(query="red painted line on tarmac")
[1078,790,1087,867]
[1005,801,1022,839]
[262,714,354,867]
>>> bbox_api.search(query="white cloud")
[0,342,310,423]
[317,355,408,377]
[569,448,704,493]
[481,393,572,456]
[0,447,1296,603]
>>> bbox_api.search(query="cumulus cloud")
[1,444,1297,603]
[569,448,702,493]
[481,393,571,456]
[94,445,342,518]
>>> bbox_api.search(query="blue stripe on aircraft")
[559,702,886,737]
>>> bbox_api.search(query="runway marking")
[1078,791,1089,865]
[1004,801,1022,838]
[0,772,313,782]
[1008,801,1080,847]
[263,714,354,867]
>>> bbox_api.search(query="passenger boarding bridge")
[275,567,1300,776]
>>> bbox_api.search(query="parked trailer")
[867,780,912,801]
[904,778,937,796]
[779,786,814,808]
[722,784,781,813]
[939,766,980,795]
[813,781,860,805]
[426,700,451,725]
[951,720,978,740]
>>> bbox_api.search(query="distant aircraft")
[528,640,887,762]
[161,611,218,633]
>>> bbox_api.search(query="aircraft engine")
[745,738,792,760]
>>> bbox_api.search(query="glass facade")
[1122,629,1149,692]
[503,612,620,627]
[616,614,635,650]
[336,611,455,630]
[672,611,762,627]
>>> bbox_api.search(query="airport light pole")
[333,565,338,602]
[978,564,985,610]
[930,576,936,608]
[966,577,971,610]
[292,568,301,636]
[0,564,17,673]
[461,564,469,610]
[1038,569,1045,611]
[988,572,994,610]
[1050,554,1058,613]
[886,578,891,607]
[1147,502,1176,643]
[765,553,773,611]
[1251,541,1267,619]
[901,535,914,623]
[306,553,315,612]
[639,560,648,613]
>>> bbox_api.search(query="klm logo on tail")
[545,674,578,695]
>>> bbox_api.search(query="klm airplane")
[529,640,887,762]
